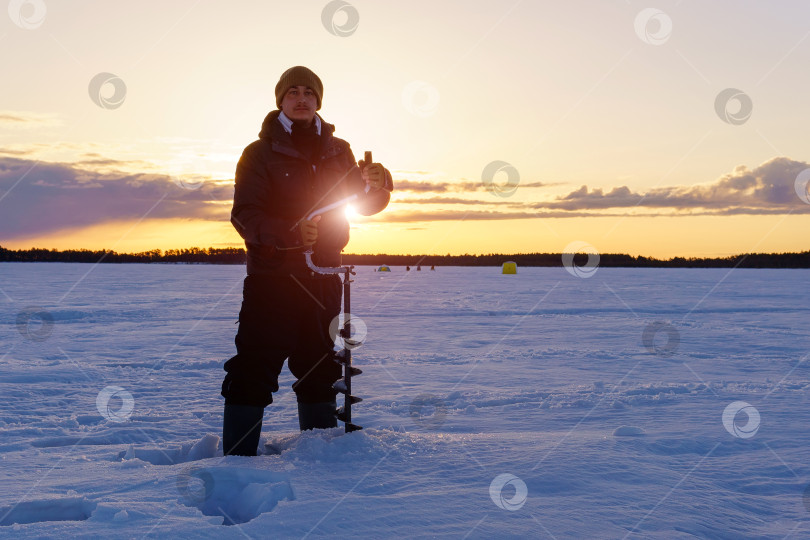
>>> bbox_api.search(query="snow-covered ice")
[1,263,809,538]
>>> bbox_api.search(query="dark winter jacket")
[231,110,392,275]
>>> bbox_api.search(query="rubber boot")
[222,403,263,456]
[298,400,338,431]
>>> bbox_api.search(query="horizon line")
[2,244,809,261]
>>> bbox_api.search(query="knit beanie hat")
[275,66,323,110]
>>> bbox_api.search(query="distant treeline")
[2,245,810,268]
[0,246,246,264]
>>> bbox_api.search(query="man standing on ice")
[221,66,393,456]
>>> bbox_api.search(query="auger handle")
[306,194,359,222]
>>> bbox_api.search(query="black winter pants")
[221,273,342,407]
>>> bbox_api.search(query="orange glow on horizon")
[2,213,805,260]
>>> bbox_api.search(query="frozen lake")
[1,262,809,538]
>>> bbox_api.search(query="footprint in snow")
[613,426,646,437]
[177,466,294,526]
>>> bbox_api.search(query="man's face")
[281,85,318,125]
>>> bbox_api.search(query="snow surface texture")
[1,263,809,539]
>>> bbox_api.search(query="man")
[221,66,393,456]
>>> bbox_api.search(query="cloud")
[394,196,524,206]
[539,157,810,213]
[0,157,232,239]
[0,111,61,128]
[365,209,604,222]
[0,114,27,124]
[72,156,154,170]
[394,179,553,193]
[364,157,810,222]
[0,148,34,156]
[2,156,808,238]
[388,157,807,215]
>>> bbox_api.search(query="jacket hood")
[258,110,335,140]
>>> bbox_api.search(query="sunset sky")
[1,0,809,257]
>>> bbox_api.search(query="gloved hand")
[300,215,321,245]
[358,160,391,191]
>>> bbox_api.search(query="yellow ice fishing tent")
[378,264,391,272]
[502,261,517,274]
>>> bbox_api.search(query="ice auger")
[302,151,374,433]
